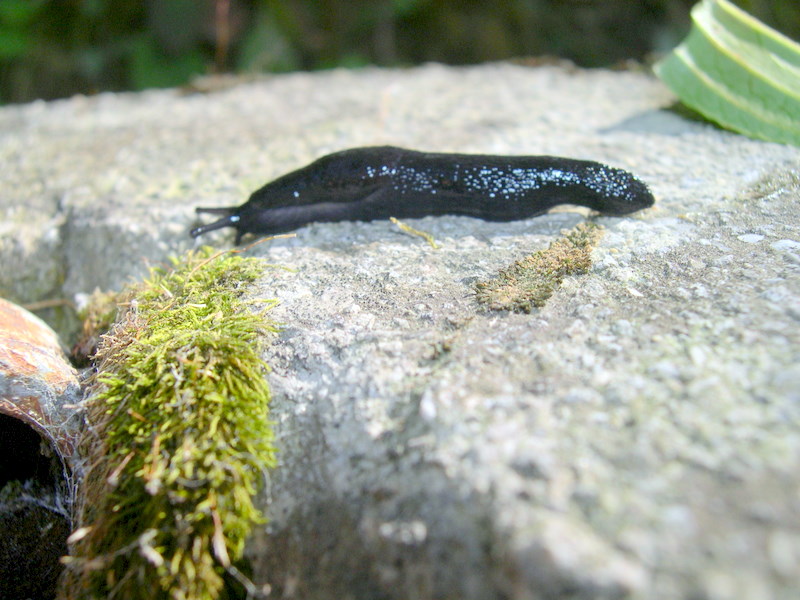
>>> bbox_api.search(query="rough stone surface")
[1,63,799,599]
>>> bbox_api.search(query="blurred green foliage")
[0,0,797,104]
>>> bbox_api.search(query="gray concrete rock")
[1,63,799,599]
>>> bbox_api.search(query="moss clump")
[475,222,604,313]
[61,247,277,600]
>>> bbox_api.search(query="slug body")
[191,146,654,243]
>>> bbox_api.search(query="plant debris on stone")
[475,222,604,313]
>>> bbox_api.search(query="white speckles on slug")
[381,161,641,205]
[584,166,640,201]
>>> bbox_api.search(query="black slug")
[191,146,654,243]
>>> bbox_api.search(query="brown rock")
[0,297,82,599]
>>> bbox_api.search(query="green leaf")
[128,34,207,91]
[0,0,45,27]
[654,0,800,147]
[237,11,300,73]
[0,29,29,58]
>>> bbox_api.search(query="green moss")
[475,222,604,313]
[62,247,278,600]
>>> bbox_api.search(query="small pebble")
[738,234,764,244]
[770,239,800,252]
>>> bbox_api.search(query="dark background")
[1,0,797,104]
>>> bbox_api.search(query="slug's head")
[581,165,655,216]
[191,204,306,244]
[190,207,246,243]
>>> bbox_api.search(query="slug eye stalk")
[190,208,239,239]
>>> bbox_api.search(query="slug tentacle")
[191,146,654,243]
[195,206,237,216]
[190,212,240,239]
